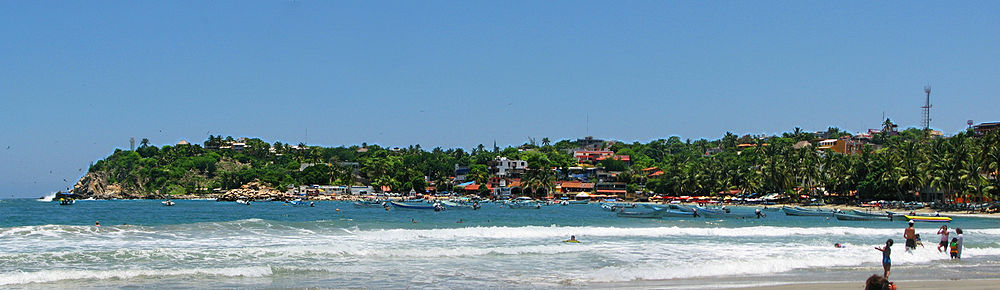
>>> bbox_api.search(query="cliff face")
[69,172,151,199]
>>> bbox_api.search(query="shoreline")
[30,194,1000,217]
[591,280,1000,290]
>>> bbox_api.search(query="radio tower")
[921,85,932,130]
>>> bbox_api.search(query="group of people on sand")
[867,221,965,289]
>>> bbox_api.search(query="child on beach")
[950,238,959,259]
[915,234,924,248]
[955,228,964,259]
[875,239,893,279]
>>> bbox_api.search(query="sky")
[2,1,999,197]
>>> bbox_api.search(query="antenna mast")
[921,85,932,130]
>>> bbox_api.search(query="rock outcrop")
[69,172,143,199]
[216,181,287,201]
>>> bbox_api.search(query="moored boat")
[616,210,663,218]
[904,215,952,223]
[440,200,479,210]
[782,207,832,216]
[834,212,895,221]
[660,209,701,218]
[507,201,541,209]
[696,207,757,219]
[391,201,436,210]
[162,200,176,206]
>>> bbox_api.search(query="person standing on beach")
[875,239,893,279]
[903,221,916,252]
[937,225,950,253]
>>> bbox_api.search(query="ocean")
[2,198,999,288]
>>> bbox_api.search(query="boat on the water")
[390,201,436,210]
[440,200,479,210]
[58,198,74,205]
[834,212,896,221]
[616,210,663,218]
[600,203,636,211]
[287,199,315,207]
[162,200,176,206]
[782,207,832,216]
[660,209,701,218]
[904,215,952,223]
[887,211,941,217]
[700,209,756,219]
[507,201,541,209]
[851,209,889,217]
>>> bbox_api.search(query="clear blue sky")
[2,1,998,197]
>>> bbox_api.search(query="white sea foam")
[36,192,57,202]
[4,221,1000,286]
[0,266,273,286]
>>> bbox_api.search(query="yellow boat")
[904,215,951,223]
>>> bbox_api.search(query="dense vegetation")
[84,126,1000,203]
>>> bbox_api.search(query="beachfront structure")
[490,157,527,178]
[557,181,594,194]
[596,182,628,199]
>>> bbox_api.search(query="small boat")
[440,201,477,210]
[567,200,589,204]
[904,215,952,223]
[887,211,940,217]
[834,212,895,221]
[851,209,890,217]
[287,199,315,207]
[58,198,75,205]
[391,201,436,210]
[601,203,636,211]
[782,207,832,216]
[616,210,663,218]
[697,207,756,219]
[162,200,176,206]
[661,209,702,218]
[507,201,541,209]
[761,207,781,212]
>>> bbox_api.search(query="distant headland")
[63,121,1000,204]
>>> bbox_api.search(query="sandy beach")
[733,279,1000,290]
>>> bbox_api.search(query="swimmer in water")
[564,235,579,243]
[95,221,100,227]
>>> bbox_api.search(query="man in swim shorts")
[903,221,916,251]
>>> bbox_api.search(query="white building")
[491,157,527,177]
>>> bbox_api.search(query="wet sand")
[592,278,1000,289]
[732,279,1000,289]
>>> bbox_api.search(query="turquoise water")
[2,198,999,288]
